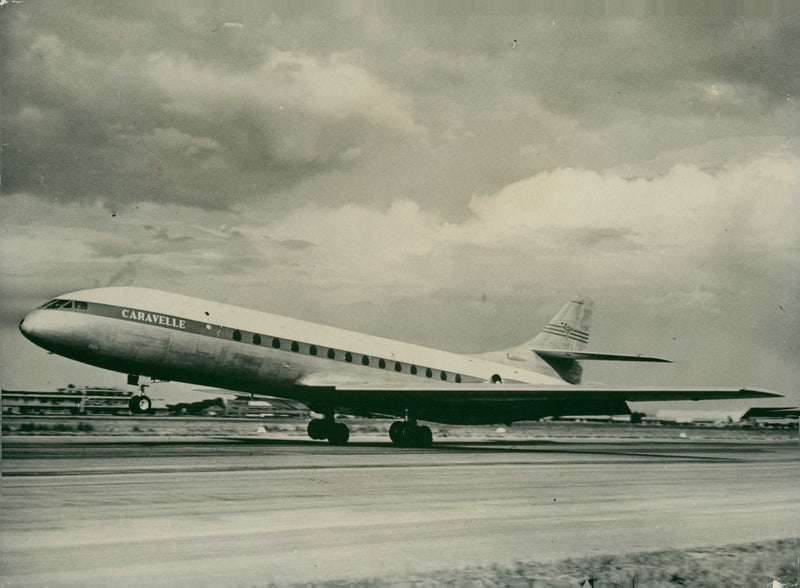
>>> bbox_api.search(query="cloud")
[142,49,425,137]
[2,18,424,210]
[460,156,799,252]
[169,153,794,318]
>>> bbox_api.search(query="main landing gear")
[305,412,433,448]
[389,420,433,448]
[307,416,350,445]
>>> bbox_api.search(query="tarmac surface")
[2,436,798,587]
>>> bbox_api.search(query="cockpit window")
[41,299,88,310]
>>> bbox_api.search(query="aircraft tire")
[327,423,350,445]
[307,419,328,440]
[128,396,141,414]
[417,425,433,448]
[135,395,152,414]
[400,424,433,448]
[389,421,405,444]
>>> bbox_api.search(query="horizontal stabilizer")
[533,349,672,363]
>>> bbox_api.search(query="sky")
[1,2,798,410]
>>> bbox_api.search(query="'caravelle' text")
[121,309,186,329]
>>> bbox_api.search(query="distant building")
[1,387,133,415]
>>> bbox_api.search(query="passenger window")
[491,374,502,383]
[309,345,318,356]
[272,337,281,349]
[426,368,433,378]
[327,348,335,359]
[232,330,242,341]
[378,359,386,369]
[441,371,447,381]
[291,341,300,352]
[253,334,262,345]
[455,374,462,383]
[345,352,353,363]
[410,365,417,375]
[394,362,402,372]
[361,355,370,366]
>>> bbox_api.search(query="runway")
[2,437,798,587]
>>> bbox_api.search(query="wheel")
[401,424,433,448]
[327,423,350,445]
[307,419,328,440]
[128,395,142,414]
[389,421,406,444]
[416,425,433,448]
[135,395,152,414]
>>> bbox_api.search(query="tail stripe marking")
[541,324,589,343]
[542,323,589,337]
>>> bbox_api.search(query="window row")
[228,328,463,383]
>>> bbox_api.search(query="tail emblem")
[560,322,573,336]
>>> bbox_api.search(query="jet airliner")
[19,287,780,447]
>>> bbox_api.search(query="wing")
[233,368,781,423]
[290,382,781,404]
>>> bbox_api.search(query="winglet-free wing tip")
[741,387,784,398]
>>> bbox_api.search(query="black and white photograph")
[2,2,798,586]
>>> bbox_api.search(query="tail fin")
[478,297,669,385]
[477,298,592,384]
[529,297,592,351]
[525,298,591,384]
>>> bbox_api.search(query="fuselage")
[19,287,565,409]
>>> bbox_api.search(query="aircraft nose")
[19,310,49,344]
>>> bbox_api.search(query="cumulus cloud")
[247,155,798,274]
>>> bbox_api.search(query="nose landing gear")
[127,376,152,415]
[128,393,152,414]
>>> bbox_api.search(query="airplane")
[18,287,781,447]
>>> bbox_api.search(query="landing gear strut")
[306,414,350,445]
[389,419,433,448]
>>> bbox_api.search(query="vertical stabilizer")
[529,297,592,351]
[476,297,593,384]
